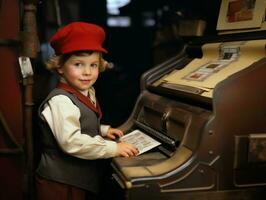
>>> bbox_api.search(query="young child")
[35,22,138,200]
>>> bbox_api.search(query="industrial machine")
[111,36,266,199]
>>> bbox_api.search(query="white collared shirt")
[41,93,117,160]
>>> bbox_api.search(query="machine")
[111,36,266,200]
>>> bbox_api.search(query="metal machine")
[111,36,266,199]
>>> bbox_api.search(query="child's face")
[58,52,100,93]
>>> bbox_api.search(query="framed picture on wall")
[216,0,265,31]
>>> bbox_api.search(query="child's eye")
[91,63,98,68]
[74,62,82,67]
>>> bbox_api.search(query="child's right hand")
[116,142,138,157]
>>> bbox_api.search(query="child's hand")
[116,142,138,157]
[106,127,123,140]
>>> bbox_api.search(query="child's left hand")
[106,127,124,140]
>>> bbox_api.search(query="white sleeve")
[100,125,110,136]
[41,95,117,159]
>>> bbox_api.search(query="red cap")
[50,22,108,55]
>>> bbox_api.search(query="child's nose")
[84,66,91,74]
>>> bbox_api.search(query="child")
[35,22,138,200]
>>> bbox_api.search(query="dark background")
[34,0,221,127]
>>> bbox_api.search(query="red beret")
[50,22,107,55]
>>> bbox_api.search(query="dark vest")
[36,88,105,193]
